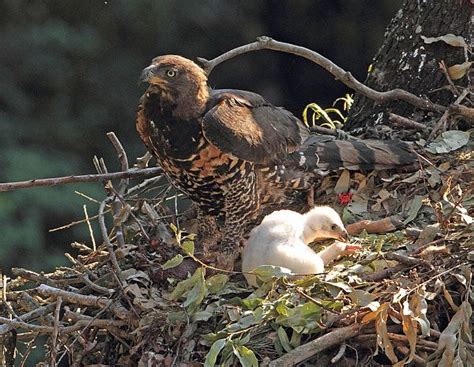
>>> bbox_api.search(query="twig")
[106,132,130,196]
[294,288,341,315]
[0,316,127,337]
[449,103,474,122]
[50,297,62,366]
[198,36,445,113]
[362,264,406,282]
[106,133,130,249]
[11,268,57,286]
[0,167,162,192]
[355,333,438,350]
[35,284,130,320]
[49,212,104,233]
[83,205,97,251]
[268,323,360,366]
[19,333,39,367]
[388,113,426,131]
[439,60,461,96]
[0,304,55,335]
[428,88,469,141]
[385,252,425,267]
[82,274,114,295]
[98,199,124,283]
[331,343,347,364]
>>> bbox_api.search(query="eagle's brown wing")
[202,89,309,165]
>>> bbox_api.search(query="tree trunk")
[344,0,472,139]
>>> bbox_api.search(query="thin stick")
[450,103,474,121]
[0,316,126,337]
[98,200,124,283]
[50,297,62,366]
[0,303,56,335]
[106,132,130,196]
[49,212,104,233]
[0,167,162,192]
[198,36,446,113]
[106,132,129,249]
[83,205,97,251]
[428,88,469,141]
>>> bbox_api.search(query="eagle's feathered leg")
[216,170,260,270]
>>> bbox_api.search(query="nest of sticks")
[1,132,473,367]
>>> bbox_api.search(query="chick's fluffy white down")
[242,209,325,286]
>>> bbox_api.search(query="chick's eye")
[331,224,338,231]
[166,69,176,77]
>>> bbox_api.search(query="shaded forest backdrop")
[0,0,403,272]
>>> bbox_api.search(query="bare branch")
[198,36,446,113]
[36,284,130,320]
[388,113,426,131]
[50,297,62,366]
[0,167,162,193]
[0,316,127,337]
[268,323,360,366]
[450,103,474,122]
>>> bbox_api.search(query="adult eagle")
[136,55,414,269]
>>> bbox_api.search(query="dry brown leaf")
[334,169,351,194]
[421,34,468,48]
[375,303,398,364]
[401,299,418,364]
[430,301,473,367]
[447,61,472,80]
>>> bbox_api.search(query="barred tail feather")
[288,135,417,172]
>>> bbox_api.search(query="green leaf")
[184,271,206,308]
[182,240,195,256]
[348,289,377,307]
[169,268,204,300]
[233,345,259,367]
[242,297,263,310]
[253,265,292,283]
[206,274,229,294]
[161,254,183,270]
[277,327,293,352]
[204,338,227,367]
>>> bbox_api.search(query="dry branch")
[0,167,162,192]
[268,324,360,366]
[199,36,446,113]
[388,113,426,131]
[36,284,130,320]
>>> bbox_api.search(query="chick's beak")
[337,229,349,242]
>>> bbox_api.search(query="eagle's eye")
[166,69,177,78]
[331,224,339,231]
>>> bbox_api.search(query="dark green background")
[0,0,403,272]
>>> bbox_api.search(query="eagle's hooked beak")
[140,65,159,83]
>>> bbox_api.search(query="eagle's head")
[302,206,349,243]
[140,55,209,119]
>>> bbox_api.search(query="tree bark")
[344,0,472,138]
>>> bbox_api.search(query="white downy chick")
[242,206,359,287]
